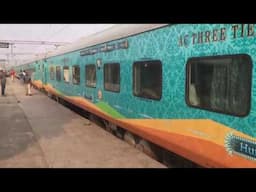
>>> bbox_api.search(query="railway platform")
[0,78,166,168]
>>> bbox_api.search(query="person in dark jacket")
[0,70,7,96]
[24,71,32,96]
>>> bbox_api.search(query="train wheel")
[102,120,117,133]
[56,96,60,103]
[47,92,52,98]
[136,140,163,161]
[102,120,112,132]
[124,131,137,147]
[58,98,64,105]
[115,127,125,139]
[162,150,199,168]
[109,122,117,132]
[89,114,105,129]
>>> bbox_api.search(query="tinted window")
[72,65,80,85]
[56,66,61,81]
[63,66,69,83]
[86,64,96,88]
[104,63,120,92]
[133,60,162,100]
[50,66,55,80]
[186,54,252,117]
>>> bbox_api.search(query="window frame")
[85,64,97,88]
[50,66,55,80]
[185,54,252,117]
[72,65,80,85]
[132,60,162,101]
[63,66,70,83]
[103,63,120,93]
[56,66,61,82]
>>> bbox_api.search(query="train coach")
[14,24,256,167]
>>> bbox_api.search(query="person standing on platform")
[0,70,7,96]
[10,69,15,82]
[24,71,32,96]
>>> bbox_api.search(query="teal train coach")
[13,24,256,167]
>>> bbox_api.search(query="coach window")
[133,60,162,100]
[56,66,61,81]
[63,66,70,83]
[86,64,96,88]
[104,63,120,92]
[72,65,80,85]
[50,66,55,80]
[186,54,252,117]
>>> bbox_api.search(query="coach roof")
[28,24,169,63]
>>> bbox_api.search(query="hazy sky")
[0,24,115,66]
